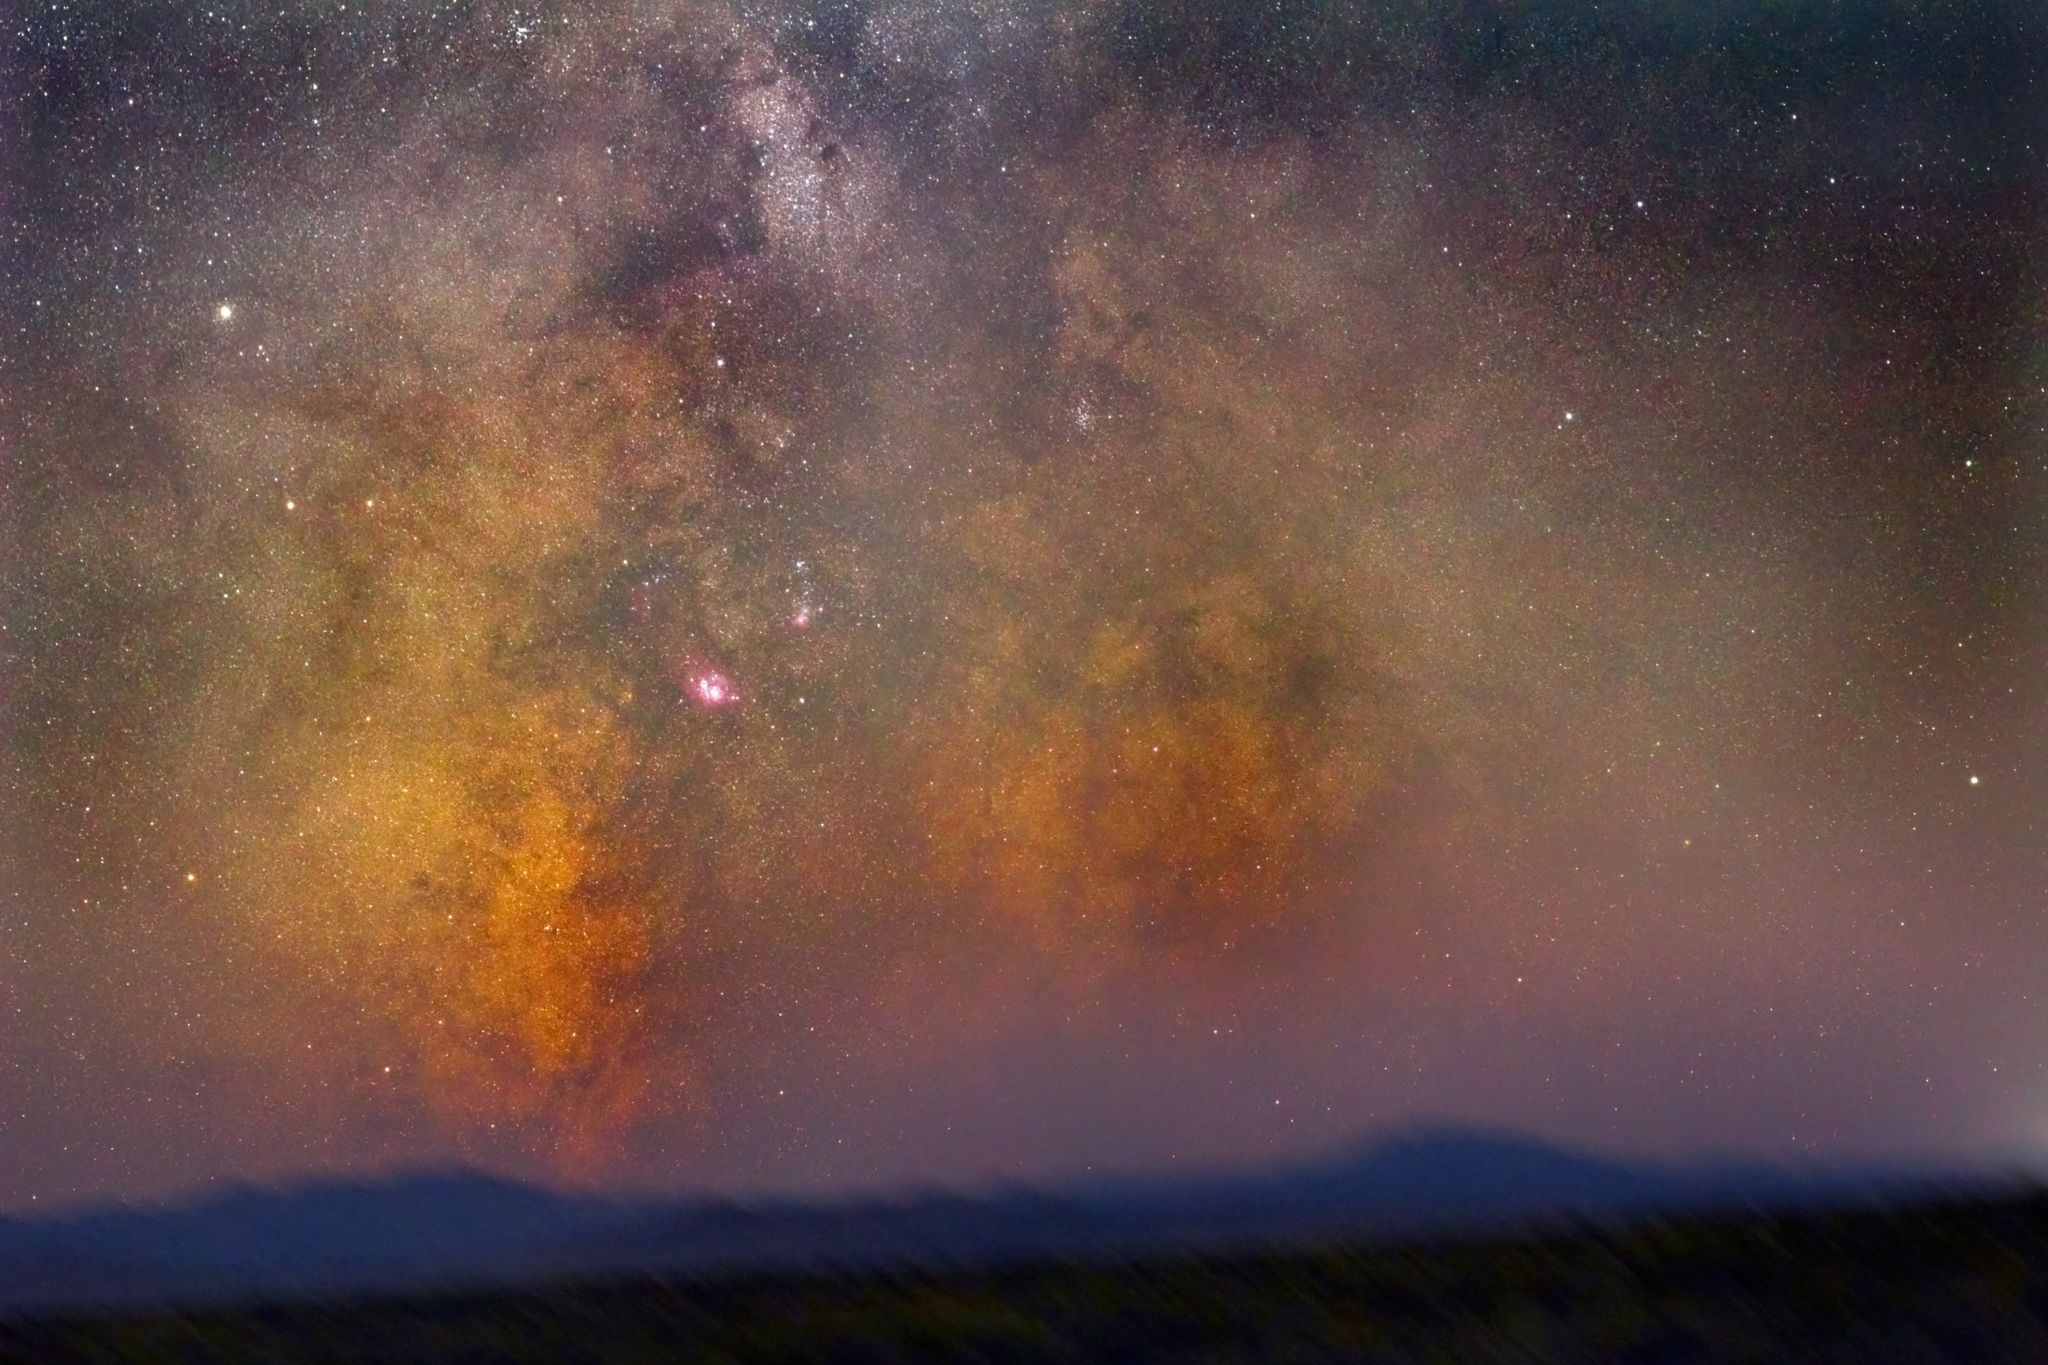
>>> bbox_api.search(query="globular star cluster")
[2,1,2043,1206]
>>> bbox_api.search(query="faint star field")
[1,0,2042,1208]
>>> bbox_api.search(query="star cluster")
[2,0,2042,1206]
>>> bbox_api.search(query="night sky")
[2,0,2043,1213]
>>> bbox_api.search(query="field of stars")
[2,0,2042,1211]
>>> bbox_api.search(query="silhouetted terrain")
[6,1189,2047,1363]
[0,1128,1961,1312]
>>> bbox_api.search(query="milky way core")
[3,1,2043,1207]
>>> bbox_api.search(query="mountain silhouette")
[0,1126,1966,1313]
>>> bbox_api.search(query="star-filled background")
[2,0,2042,1211]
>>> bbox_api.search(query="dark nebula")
[2,0,2042,1208]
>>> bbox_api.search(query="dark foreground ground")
[6,1191,2048,1363]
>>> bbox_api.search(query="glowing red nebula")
[689,671,737,707]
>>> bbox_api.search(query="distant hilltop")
[0,1125,1988,1314]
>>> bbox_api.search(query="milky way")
[3,1,2043,1207]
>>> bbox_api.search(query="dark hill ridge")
[12,1190,2046,1363]
[0,1126,1979,1313]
